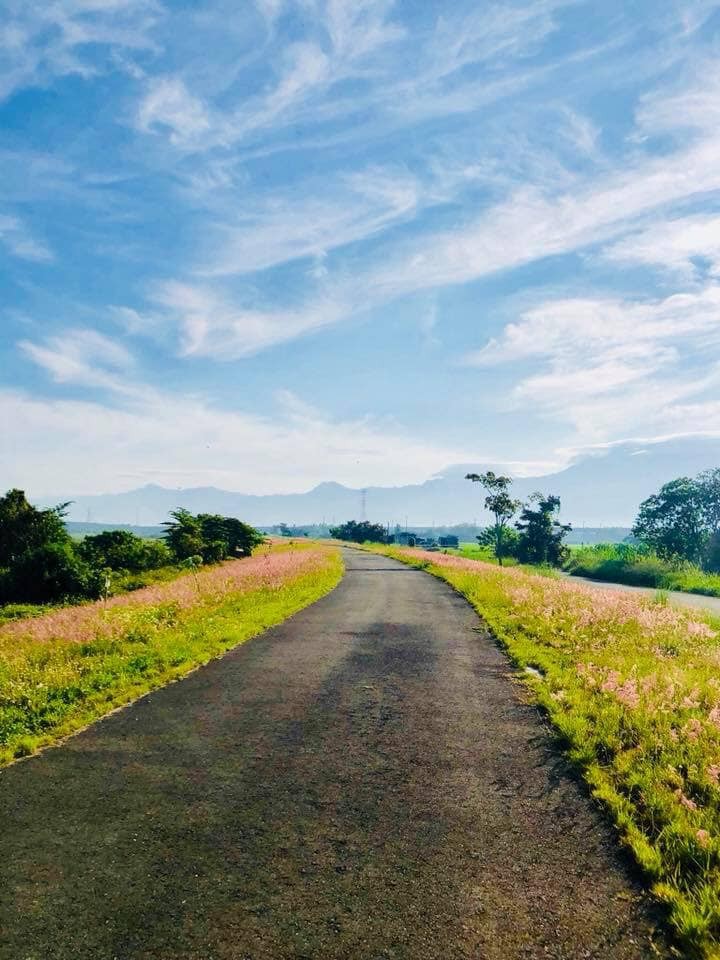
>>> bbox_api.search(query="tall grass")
[0,543,342,766]
[366,544,720,958]
[567,543,720,597]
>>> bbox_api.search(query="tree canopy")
[162,510,263,564]
[329,520,387,543]
[466,472,520,565]
[633,471,720,568]
[515,493,571,566]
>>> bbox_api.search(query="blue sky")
[3,0,720,496]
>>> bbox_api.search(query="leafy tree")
[329,520,388,543]
[139,538,173,569]
[164,510,263,563]
[476,525,519,558]
[199,515,263,558]
[515,493,571,566]
[0,489,69,566]
[163,509,205,561]
[78,530,172,572]
[466,471,520,565]
[633,478,707,565]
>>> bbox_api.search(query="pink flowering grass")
[1,544,331,653]
[365,544,720,957]
[0,543,342,767]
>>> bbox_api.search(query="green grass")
[567,544,720,598]
[108,563,190,594]
[0,547,343,767]
[0,603,50,626]
[363,543,720,959]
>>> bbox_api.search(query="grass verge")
[0,543,342,767]
[566,544,720,598]
[363,543,720,959]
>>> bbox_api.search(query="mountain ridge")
[41,436,720,527]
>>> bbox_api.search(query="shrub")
[78,530,172,572]
[1,542,103,603]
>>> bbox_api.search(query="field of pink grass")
[1,545,328,653]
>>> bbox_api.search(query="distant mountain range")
[47,436,720,528]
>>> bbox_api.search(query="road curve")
[1,549,668,960]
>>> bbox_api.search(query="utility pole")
[360,489,367,522]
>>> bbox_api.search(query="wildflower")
[707,765,720,785]
[683,718,703,742]
[674,789,698,812]
[697,829,711,849]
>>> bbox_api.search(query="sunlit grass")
[0,543,342,766]
[365,543,720,958]
[567,543,720,598]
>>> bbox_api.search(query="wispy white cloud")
[19,328,140,395]
[601,213,720,279]
[0,0,162,102]
[147,280,344,357]
[197,165,421,276]
[464,286,720,440]
[136,76,213,146]
[0,214,53,262]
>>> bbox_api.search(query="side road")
[0,550,668,959]
[566,570,720,615]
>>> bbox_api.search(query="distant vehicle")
[438,535,459,548]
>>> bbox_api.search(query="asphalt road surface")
[1,550,669,960]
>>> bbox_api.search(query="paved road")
[1,550,668,960]
[566,571,720,615]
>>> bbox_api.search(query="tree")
[78,530,172,572]
[476,525,519,559]
[632,477,707,565]
[163,509,205,561]
[515,493,571,566]
[465,472,520,565]
[328,520,388,543]
[208,516,264,558]
[0,489,70,566]
[164,510,263,564]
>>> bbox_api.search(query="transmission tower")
[360,488,367,521]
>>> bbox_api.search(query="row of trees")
[466,472,571,566]
[0,490,263,604]
[632,470,720,570]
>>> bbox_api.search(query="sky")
[3,0,720,497]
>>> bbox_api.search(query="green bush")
[1,542,103,603]
[78,530,172,572]
[565,543,720,597]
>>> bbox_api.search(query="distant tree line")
[0,490,263,605]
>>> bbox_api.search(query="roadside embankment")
[0,542,342,766]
